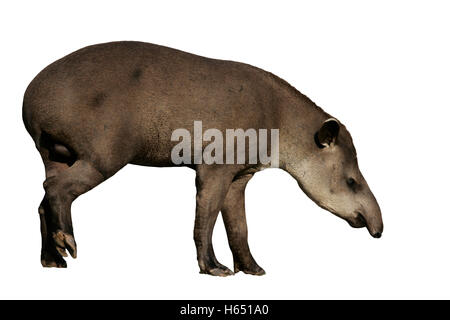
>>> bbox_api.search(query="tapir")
[22,41,383,276]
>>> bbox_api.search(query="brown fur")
[23,41,382,275]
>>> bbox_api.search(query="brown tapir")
[22,41,383,276]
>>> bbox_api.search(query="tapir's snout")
[372,231,382,238]
[347,210,383,238]
[362,213,383,238]
[368,220,383,238]
[347,177,384,239]
[365,195,383,239]
[358,200,383,239]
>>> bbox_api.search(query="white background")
[1,0,449,299]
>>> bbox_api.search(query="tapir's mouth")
[347,211,383,238]
[347,212,367,229]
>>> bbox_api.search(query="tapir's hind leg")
[194,165,238,276]
[34,128,132,267]
[39,159,105,267]
[221,174,265,275]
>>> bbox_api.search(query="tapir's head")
[289,118,383,238]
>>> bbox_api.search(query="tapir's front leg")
[194,165,236,276]
[222,174,265,275]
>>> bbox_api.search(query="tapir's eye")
[346,178,356,190]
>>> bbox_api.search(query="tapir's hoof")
[52,231,77,259]
[234,263,266,276]
[240,267,266,276]
[41,252,67,268]
[200,265,234,277]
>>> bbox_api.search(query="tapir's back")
[23,41,280,167]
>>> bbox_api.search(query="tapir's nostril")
[373,232,382,238]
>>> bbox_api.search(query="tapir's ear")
[315,118,340,148]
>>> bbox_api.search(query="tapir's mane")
[339,125,358,157]
[240,62,330,116]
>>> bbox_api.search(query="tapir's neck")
[271,76,331,170]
